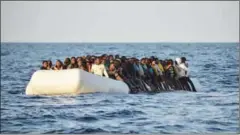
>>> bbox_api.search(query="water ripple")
[1,43,238,133]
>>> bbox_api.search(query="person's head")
[140,58,144,64]
[100,57,105,64]
[77,57,81,63]
[136,59,140,64]
[109,55,114,61]
[86,59,91,67]
[47,60,52,68]
[77,60,82,67]
[64,58,71,66]
[146,58,150,65]
[42,60,48,68]
[121,56,126,63]
[71,57,77,64]
[56,59,63,67]
[167,60,172,66]
[101,54,107,60]
[151,60,156,65]
[109,63,115,71]
[150,56,155,60]
[95,57,100,65]
[169,59,173,65]
[129,58,134,64]
[181,57,187,63]
[159,60,163,64]
[115,54,120,59]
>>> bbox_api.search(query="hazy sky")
[1,1,239,42]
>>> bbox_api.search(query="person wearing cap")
[178,57,196,91]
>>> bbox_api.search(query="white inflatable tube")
[26,69,130,95]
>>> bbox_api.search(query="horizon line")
[1,41,239,44]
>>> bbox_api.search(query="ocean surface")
[1,43,239,134]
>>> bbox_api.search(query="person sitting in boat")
[108,63,123,81]
[102,54,110,70]
[40,60,48,70]
[67,57,78,69]
[53,59,64,70]
[157,59,165,73]
[86,59,92,72]
[47,60,53,70]
[137,58,145,78]
[77,58,87,71]
[91,57,109,78]
[63,57,71,69]
[113,57,121,70]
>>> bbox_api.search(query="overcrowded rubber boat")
[26,54,197,95]
[26,69,130,95]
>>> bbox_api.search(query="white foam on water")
[191,78,202,91]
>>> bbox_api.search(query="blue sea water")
[1,43,239,133]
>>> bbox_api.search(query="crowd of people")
[40,54,196,93]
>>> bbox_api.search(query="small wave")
[72,127,107,134]
[76,115,98,122]
[1,51,10,56]
[215,102,238,106]
[206,127,226,132]
[204,63,216,69]
[8,90,22,95]
[43,114,55,119]
[98,99,112,103]
[103,109,145,117]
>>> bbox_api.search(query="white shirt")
[91,64,109,78]
[178,63,189,77]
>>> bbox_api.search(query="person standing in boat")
[178,57,196,92]
[91,57,109,78]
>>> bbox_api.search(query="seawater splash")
[1,43,238,133]
[191,78,202,91]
